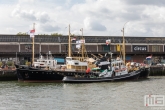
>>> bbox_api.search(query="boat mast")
[32,23,35,65]
[122,21,128,64]
[81,28,84,59]
[122,27,125,64]
[80,28,88,60]
[68,24,71,57]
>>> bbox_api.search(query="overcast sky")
[0,0,165,37]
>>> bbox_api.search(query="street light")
[121,21,129,64]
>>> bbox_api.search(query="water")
[0,76,165,110]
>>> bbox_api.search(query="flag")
[30,29,35,33]
[71,37,76,41]
[76,44,81,49]
[146,55,152,60]
[76,41,79,44]
[79,39,85,43]
[106,39,111,45]
[30,29,35,38]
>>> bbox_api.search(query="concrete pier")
[0,70,17,81]
[150,66,165,76]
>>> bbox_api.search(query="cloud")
[20,10,36,21]
[36,12,50,23]
[6,27,17,32]
[11,5,36,21]
[18,0,34,3]
[11,5,51,23]
[1,0,165,36]
[84,17,106,31]
[39,23,61,32]
[124,0,165,6]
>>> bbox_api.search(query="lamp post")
[121,21,129,64]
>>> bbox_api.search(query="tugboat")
[62,54,142,83]
[15,51,64,82]
[15,24,95,82]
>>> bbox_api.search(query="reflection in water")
[0,76,164,110]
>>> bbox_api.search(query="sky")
[0,0,165,37]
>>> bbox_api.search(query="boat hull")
[16,65,91,82]
[139,67,150,79]
[16,68,64,82]
[16,65,149,83]
[62,69,141,83]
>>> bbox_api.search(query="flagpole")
[68,24,71,57]
[122,21,129,65]
[32,23,35,65]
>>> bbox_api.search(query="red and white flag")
[106,39,111,45]
[30,29,35,37]
[71,37,76,41]
[30,29,35,33]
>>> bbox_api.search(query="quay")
[150,66,165,76]
[0,70,17,81]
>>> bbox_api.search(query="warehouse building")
[0,35,164,64]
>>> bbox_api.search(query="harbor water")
[0,76,165,110]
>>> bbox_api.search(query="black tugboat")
[15,51,65,82]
